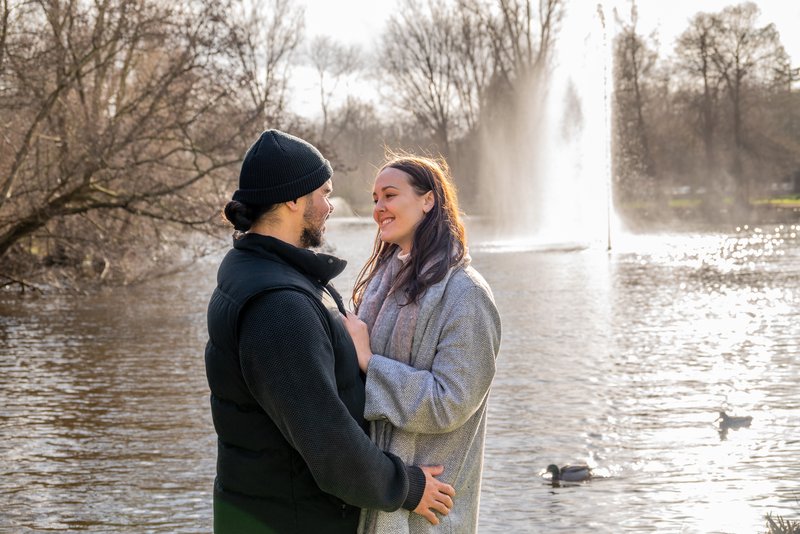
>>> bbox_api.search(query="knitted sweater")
[358,258,502,534]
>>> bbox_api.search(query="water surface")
[1,220,799,533]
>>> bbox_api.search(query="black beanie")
[232,130,333,205]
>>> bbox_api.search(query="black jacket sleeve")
[238,289,425,512]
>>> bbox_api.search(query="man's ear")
[284,198,302,212]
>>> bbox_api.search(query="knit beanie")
[232,130,333,205]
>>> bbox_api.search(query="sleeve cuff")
[401,465,425,511]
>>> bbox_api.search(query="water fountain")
[477,2,616,252]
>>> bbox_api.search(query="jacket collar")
[233,233,347,285]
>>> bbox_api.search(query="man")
[204,130,454,533]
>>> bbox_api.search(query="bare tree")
[494,0,555,86]
[225,0,305,129]
[459,0,564,215]
[378,0,461,155]
[676,10,723,190]
[708,2,788,203]
[449,5,495,133]
[377,0,562,158]
[459,0,562,104]
[0,0,8,74]
[308,35,362,142]
[0,0,303,288]
[614,2,657,190]
[608,1,799,224]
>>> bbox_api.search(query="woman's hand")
[343,311,373,372]
[413,465,455,525]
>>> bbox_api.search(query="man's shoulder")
[250,286,323,309]
[244,288,333,338]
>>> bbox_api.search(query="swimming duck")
[717,411,752,430]
[546,464,592,483]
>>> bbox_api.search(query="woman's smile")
[372,167,430,253]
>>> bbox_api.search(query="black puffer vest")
[204,234,363,533]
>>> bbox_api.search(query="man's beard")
[300,226,323,248]
[299,203,325,248]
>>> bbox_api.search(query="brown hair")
[352,153,467,310]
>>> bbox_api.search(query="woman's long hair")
[352,153,467,310]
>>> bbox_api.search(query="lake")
[1,218,799,533]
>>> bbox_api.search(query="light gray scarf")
[358,249,471,366]
[358,251,419,365]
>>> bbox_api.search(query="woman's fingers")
[343,311,365,330]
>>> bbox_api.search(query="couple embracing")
[204,130,501,533]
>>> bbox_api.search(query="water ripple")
[1,221,799,532]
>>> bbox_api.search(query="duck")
[717,411,752,430]
[545,464,592,483]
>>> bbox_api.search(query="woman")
[343,154,501,533]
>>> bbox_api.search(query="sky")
[290,0,800,117]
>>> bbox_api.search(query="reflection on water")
[0,274,217,532]
[1,220,799,532]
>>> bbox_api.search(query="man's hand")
[413,465,455,525]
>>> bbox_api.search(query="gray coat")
[358,261,502,533]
